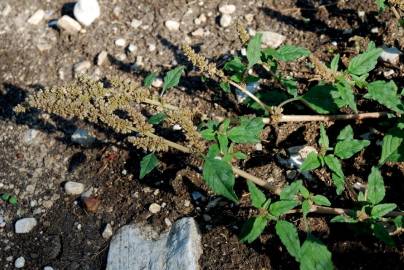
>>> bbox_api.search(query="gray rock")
[380,46,402,65]
[259,31,286,48]
[15,257,25,268]
[57,15,82,33]
[71,128,95,146]
[64,181,85,195]
[73,61,91,75]
[102,223,113,239]
[15,218,37,233]
[96,51,108,66]
[106,218,202,270]
[43,267,54,270]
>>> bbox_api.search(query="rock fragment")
[73,60,91,75]
[259,31,286,48]
[27,9,45,25]
[74,0,100,26]
[15,257,25,268]
[165,20,180,31]
[219,14,232,28]
[64,181,85,195]
[57,15,82,33]
[96,51,108,66]
[149,203,161,214]
[15,218,37,233]
[219,4,236,14]
[380,46,402,65]
[102,223,113,239]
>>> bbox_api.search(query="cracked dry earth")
[1,0,404,269]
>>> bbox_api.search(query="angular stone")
[106,218,202,270]
[259,31,286,48]
[73,61,91,75]
[74,0,100,26]
[165,20,180,31]
[219,4,236,14]
[15,218,37,233]
[380,46,402,65]
[96,51,108,66]
[27,9,45,25]
[219,14,232,28]
[64,181,85,195]
[57,15,82,33]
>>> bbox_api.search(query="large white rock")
[74,0,100,26]
[106,218,202,270]
[64,181,85,195]
[259,31,286,48]
[15,218,37,233]
[165,20,180,31]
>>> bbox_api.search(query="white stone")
[255,143,263,151]
[245,14,254,24]
[287,145,318,168]
[148,43,156,52]
[259,31,286,48]
[57,15,82,33]
[15,218,37,233]
[73,60,91,75]
[43,267,54,270]
[15,257,25,268]
[128,44,137,53]
[371,27,379,33]
[165,20,180,31]
[191,28,204,37]
[219,14,232,28]
[115,38,126,47]
[380,46,402,65]
[149,203,161,214]
[131,19,142,29]
[97,51,108,66]
[164,218,172,227]
[194,14,206,25]
[219,4,236,14]
[64,181,85,195]
[106,218,202,270]
[383,69,395,77]
[102,224,113,239]
[173,124,182,131]
[74,0,100,26]
[152,78,163,88]
[27,9,45,25]
[358,11,365,17]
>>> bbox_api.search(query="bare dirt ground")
[0,0,403,269]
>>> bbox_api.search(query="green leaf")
[8,195,17,205]
[247,181,267,208]
[330,54,339,72]
[206,144,220,159]
[319,124,329,153]
[299,185,310,199]
[269,200,298,217]
[275,221,301,261]
[274,45,310,62]
[223,56,246,73]
[375,0,386,12]
[240,216,267,243]
[312,195,331,206]
[228,117,264,144]
[302,200,311,217]
[367,166,385,205]
[300,236,334,270]
[162,66,185,95]
[280,181,303,200]
[351,73,369,89]
[218,134,229,154]
[337,125,354,141]
[347,47,382,76]
[379,124,404,164]
[324,155,345,194]
[335,79,357,112]
[247,33,262,68]
[144,72,157,88]
[1,193,10,201]
[203,158,238,203]
[364,80,404,113]
[302,85,339,114]
[148,112,167,125]
[330,215,358,223]
[300,152,322,171]
[394,216,404,228]
[280,77,298,97]
[372,223,394,246]
[334,139,370,159]
[219,81,230,93]
[371,203,397,218]
[200,129,216,141]
[139,153,159,179]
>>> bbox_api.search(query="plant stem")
[228,80,269,112]
[277,96,302,109]
[262,112,391,124]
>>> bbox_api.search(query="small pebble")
[74,0,100,26]
[371,27,379,33]
[244,14,254,24]
[255,143,263,151]
[43,267,54,270]
[260,31,286,48]
[102,223,113,239]
[383,69,395,77]
[15,257,25,268]
[131,19,142,29]
[164,218,172,227]
[128,44,137,53]
[148,43,156,52]
[219,4,236,14]
[191,28,204,37]
[57,15,82,33]
[165,20,180,31]
[115,38,126,47]
[194,14,207,25]
[380,46,402,65]
[173,124,182,131]
[27,9,45,25]
[64,181,85,195]
[73,60,91,75]
[96,51,108,66]
[149,203,161,214]
[152,78,163,88]
[15,218,37,233]
[219,14,232,28]
[83,196,100,212]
